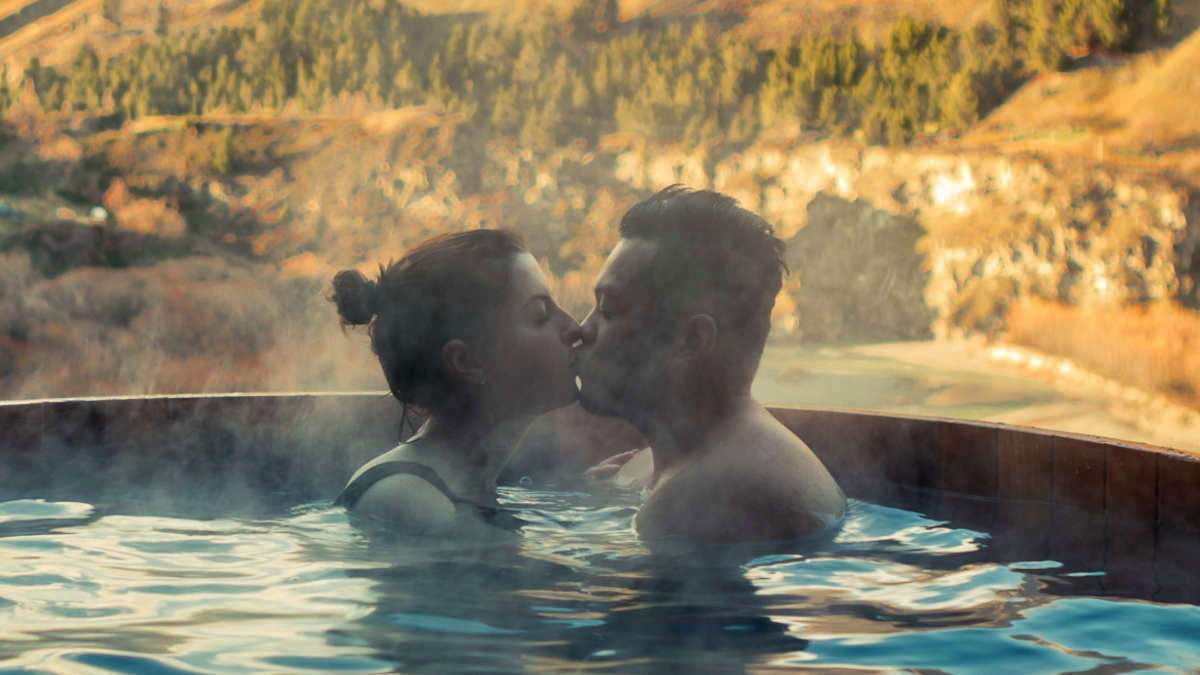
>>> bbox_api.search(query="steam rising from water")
[0,251,383,399]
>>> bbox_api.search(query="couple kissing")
[332,185,845,550]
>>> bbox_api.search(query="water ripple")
[0,493,1196,673]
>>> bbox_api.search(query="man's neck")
[637,391,757,485]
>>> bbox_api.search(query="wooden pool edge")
[1,393,1196,600]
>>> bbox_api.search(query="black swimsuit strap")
[334,460,498,515]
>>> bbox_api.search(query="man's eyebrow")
[524,293,552,305]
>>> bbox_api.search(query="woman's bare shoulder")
[354,473,458,535]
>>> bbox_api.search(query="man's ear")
[678,314,717,359]
[442,339,487,385]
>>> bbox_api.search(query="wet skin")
[575,238,846,548]
[349,252,582,535]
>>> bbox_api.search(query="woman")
[331,229,581,536]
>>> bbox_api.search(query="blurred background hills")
[0,0,1197,450]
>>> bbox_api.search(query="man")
[573,185,845,547]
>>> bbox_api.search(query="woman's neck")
[409,412,532,498]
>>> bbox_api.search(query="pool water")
[1,489,1198,674]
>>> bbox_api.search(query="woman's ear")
[442,339,487,385]
[679,314,717,359]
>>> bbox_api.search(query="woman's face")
[484,253,581,419]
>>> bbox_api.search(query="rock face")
[616,140,1200,340]
[7,112,1198,353]
[785,194,934,342]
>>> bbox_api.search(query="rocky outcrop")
[612,140,1199,340]
[6,111,1197,349]
[785,194,934,342]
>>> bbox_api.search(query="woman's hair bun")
[331,269,379,326]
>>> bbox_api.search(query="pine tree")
[155,1,169,38]
[364,43,383,103]
[391,61,417,105]
[940,69,980,131]
[592,54,609,99]
[1026,0,1066,71]
[211,128,234,174]
[570,77,589,112]
[103,0,121,26]
[0,65,11,113]
[490,85,519,133]
[817,88,839,130]
[297,63,321,111]
[885,108,909,146]
[757,54,791,130]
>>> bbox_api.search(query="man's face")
[574,238,669,420]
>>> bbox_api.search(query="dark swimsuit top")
[334,460,521,530]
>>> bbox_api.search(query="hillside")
[625,0,990,45]
[1118,26,1200,148]
[2,99,1197,400]
[0,0,1198,415]
[0,0,266,76]
[0,0,1007,79]
[967,26,1200,180]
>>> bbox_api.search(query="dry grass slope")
[1,0,266,76]
[627,0,989,45]
[1117,27,1200,148]
[1006,298,1200,408]
[966,2,1200,179]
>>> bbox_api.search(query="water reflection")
[325,489,807,673]
[1,495,1198,673]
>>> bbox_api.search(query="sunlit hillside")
[0,0,266,73]
[0,0,1115,75]
[968,24,1200,178]
[1,0,1198,424]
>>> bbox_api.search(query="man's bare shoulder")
[637,412,846,546]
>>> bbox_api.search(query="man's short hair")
[619,185,787,367]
